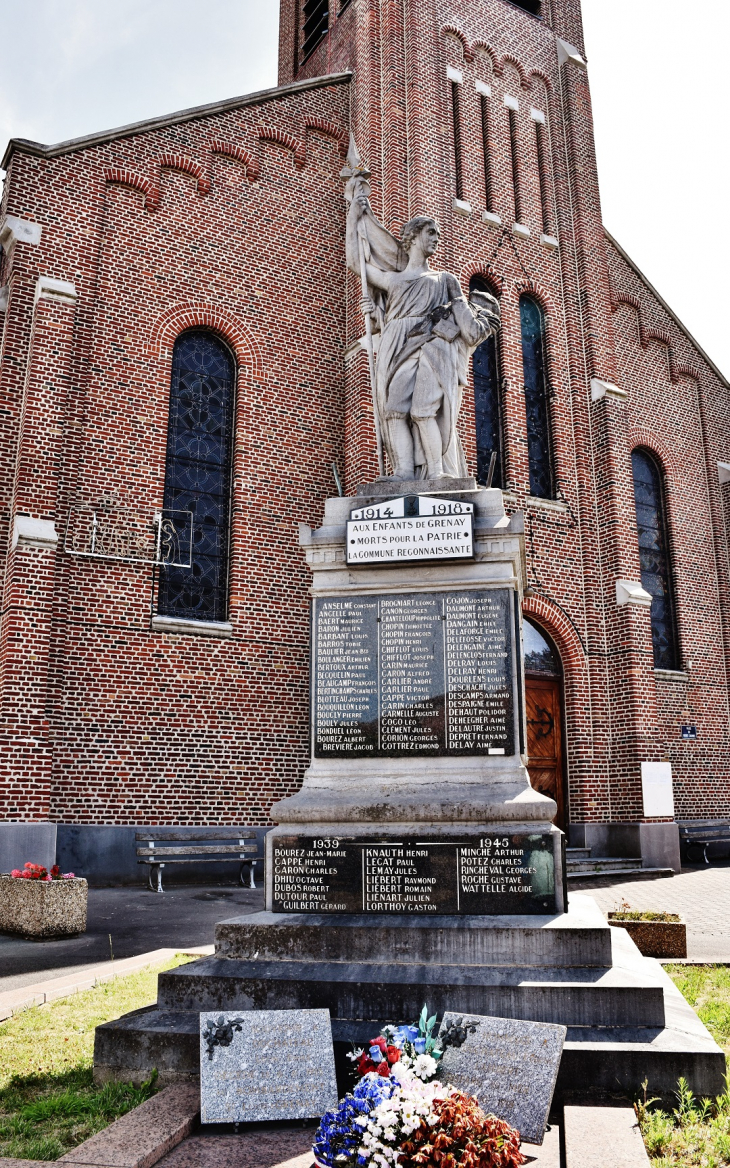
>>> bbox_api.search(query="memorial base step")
[153,955,665,1028]
[94,959,725,1103]
[215,896,613,969]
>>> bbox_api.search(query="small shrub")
[609,911,681,923]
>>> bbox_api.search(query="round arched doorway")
[523,617,567,830]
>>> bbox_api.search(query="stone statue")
[344,144,500,482]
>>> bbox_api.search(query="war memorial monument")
[95,147,724,1113]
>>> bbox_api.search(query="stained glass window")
[471,277,503,489]
[520,295,554,499]
[631,448,679,671]
[158,331,235,624]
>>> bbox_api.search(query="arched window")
[523,618,561,676]
[631,448,679,670]
[471,276,503,488]
[158,331,236,624]
[520,295,554,499]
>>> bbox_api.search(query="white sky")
[0,0,727,378]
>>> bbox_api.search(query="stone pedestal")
[273,485,564,914]
[93,486,726,1101]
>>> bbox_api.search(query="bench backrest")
[135,829,258,860]
[679,821,730,841]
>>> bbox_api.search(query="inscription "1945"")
[271,834,556,916]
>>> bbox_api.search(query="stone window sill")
[654,668,689,683]
[151,615,233,638]
[525,496,569,513]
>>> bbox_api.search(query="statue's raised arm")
[343,138,500,482]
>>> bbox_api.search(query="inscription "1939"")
[271,834,556,916]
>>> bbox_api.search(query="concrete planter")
[0,874,88,937]
[608,914,687,958]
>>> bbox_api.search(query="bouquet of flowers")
[313,1066,525,1168]
[349,1006,443,1083]
[10,862,75,880]
[398,1090,525,1168]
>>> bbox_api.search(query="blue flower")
[393,1025,419,1047]
[413,1036,427,1053]
[369,1046,383,1061]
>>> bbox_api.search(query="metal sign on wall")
[346,494,474,565]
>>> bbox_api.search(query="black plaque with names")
[271,834,555,915]
[312,589,514,758]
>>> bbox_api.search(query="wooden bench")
[679,820,730,865]
[136,829,258,893]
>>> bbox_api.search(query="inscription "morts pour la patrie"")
[346,495,474,565]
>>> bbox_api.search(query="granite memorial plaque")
[346,494,474,565]
[313,588,515,758]
[271,833,555,914]
[199,1008,338,1123]
[437,1011,566,1145]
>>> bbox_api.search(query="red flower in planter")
[10,862,49,880]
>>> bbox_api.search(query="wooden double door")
[525,673,566,830]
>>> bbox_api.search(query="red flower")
[50,865,60,878]
[356,1051,380,1077]
[377,1060,390,1077]
[386,1046,401,1065]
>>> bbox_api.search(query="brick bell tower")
[279,0,671,854]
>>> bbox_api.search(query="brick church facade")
[0,0,728,876]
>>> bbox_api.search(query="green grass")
[0,955,193,1161]
[667,964,730,1057]
[636,966,730,1164]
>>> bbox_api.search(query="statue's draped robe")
[347,203,490,478]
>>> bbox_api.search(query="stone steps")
[568,856,643,873]
[565,847,674,885]
[154,954,665,1028]
[215,901,614,968]
[567,867,674,886]
[93,900,726,1100]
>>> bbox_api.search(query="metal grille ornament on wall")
[64,505,192,567]
[158,331,235,624]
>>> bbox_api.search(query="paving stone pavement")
[574,863,730,961]
[0,884,264,993]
